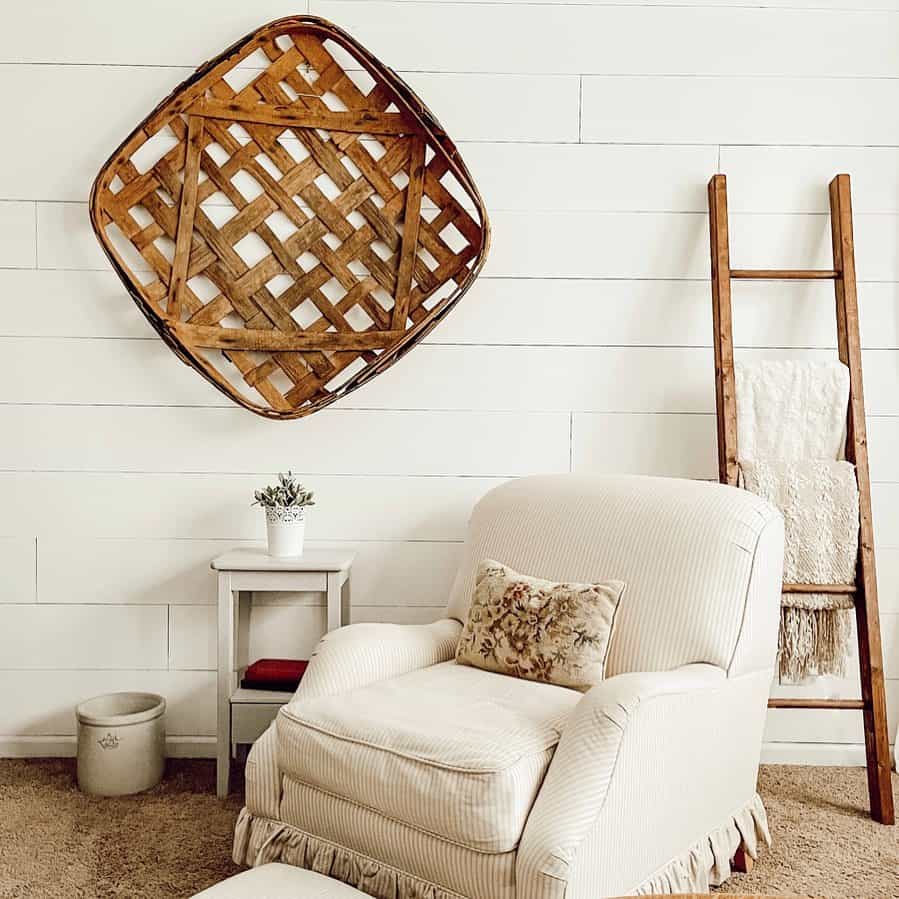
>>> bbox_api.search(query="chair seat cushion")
[276,661,581,853]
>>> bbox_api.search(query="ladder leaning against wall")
[707,173,894,825]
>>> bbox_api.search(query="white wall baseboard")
[0,735,216,759]
[761,741,897,768]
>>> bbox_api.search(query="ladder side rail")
[829,174,894,825]
[708,175,740,487]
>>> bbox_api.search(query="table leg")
[326,571,342,631]
[341,574,351,626]
[217,572,234,798]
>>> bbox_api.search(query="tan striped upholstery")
[278,661,581,853]
[235,475,784,899]
[446,475,781,676]
[279,777,518,899]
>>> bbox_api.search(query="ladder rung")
[782,582,857,594]
[768,698,865,710]
[731,269,839,280]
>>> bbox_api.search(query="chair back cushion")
[446,475,783,676]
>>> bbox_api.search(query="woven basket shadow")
[90,16,490,419]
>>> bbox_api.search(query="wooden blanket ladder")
[708,173,894,825]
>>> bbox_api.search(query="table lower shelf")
[231,688,292,744]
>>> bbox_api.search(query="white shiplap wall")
[1,0,897,764]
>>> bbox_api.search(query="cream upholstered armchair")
[233,475,784,898]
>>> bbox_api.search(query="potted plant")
[253,472,315,558]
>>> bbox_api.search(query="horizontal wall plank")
[26,498,899,615]
[38,538,462,607]
[5,341,899,417]
[7,472,899,588]
[35,199,899,283]
[0,605,167,669]
[484,211,899,281]
[337,346,899,416]
[727,214,899,281]
[0,336,224,406]
[0,340,710,410]
[0,473,500,541]
[573,412,899,485]
[0,538,35,604]
[582,76,899,146]
[0,269,152,338]
[9,271,899,354]
[5,66,578,205]
[8,4,899,75]
[39,538,230,606]
[436,279,899,351]
[462,143,715,213]
[484,211,710,280]
[0,406,570,476]
[0,4,298,65]
[315,3,899,77]
[0,670,214,736]
[573,413,716,480]
[0,202,34,267]
[720,146,899,214]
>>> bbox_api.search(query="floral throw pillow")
[455,559,625,691]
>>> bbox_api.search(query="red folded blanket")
[241,658,308,693]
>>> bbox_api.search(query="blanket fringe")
[779,605,853,682]
[634,793,770,895]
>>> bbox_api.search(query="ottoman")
[191,864,367,898]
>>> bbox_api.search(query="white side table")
[211,547,354,798]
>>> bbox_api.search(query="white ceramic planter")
[265,506,306,557]
[76,692,166,797]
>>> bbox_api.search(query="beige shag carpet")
[0,760,895,898]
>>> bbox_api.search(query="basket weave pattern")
[90,16,489,419]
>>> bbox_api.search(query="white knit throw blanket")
[735,360,849,462]
[735,359,858,681]
[740,459,858,681]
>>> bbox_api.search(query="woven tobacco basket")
[90,16,490,419]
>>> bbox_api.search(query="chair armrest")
[517,664,749,899]
[241,619,460,823]
[288,618,462,704]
